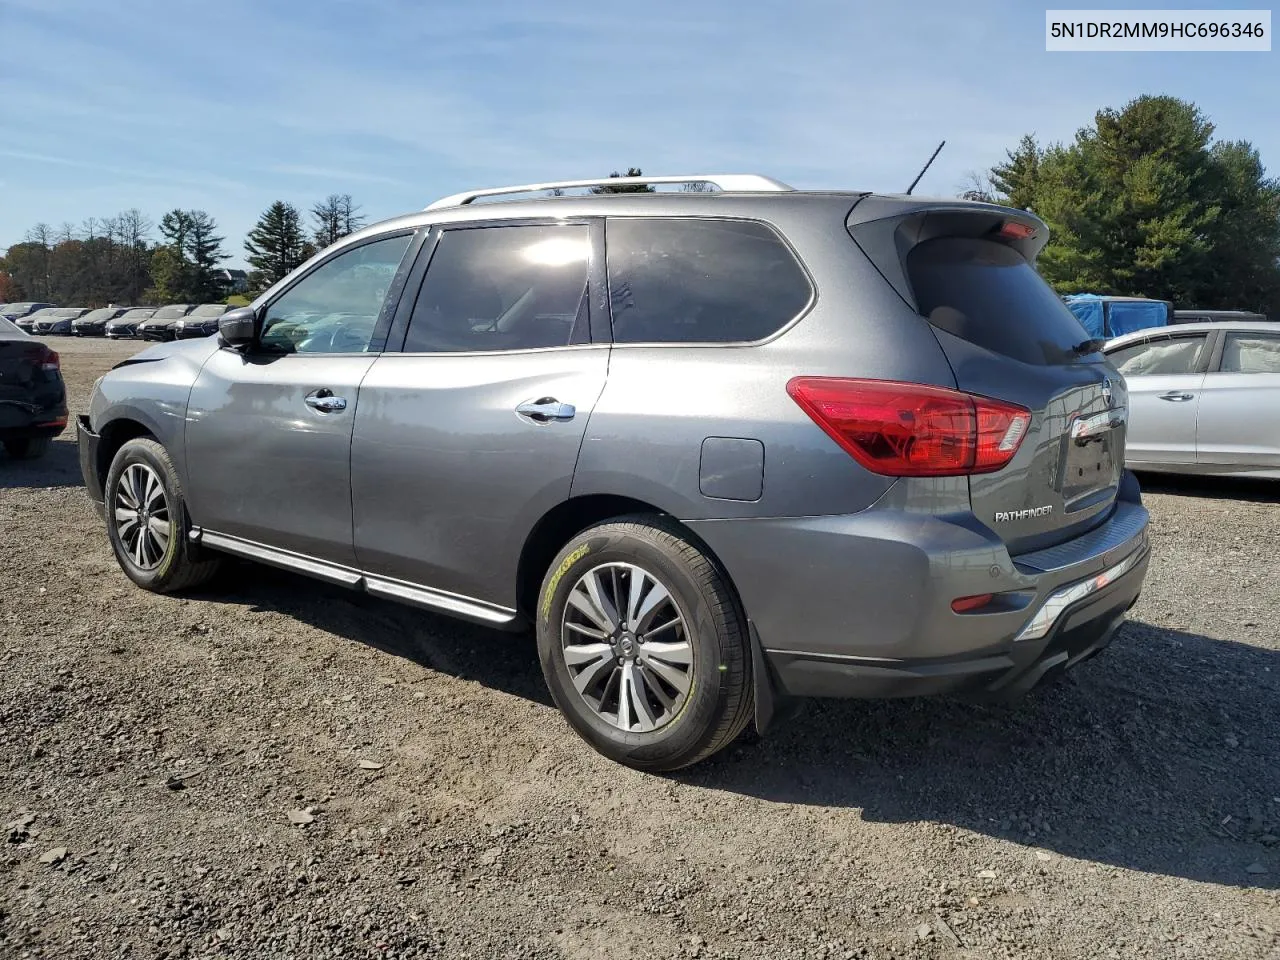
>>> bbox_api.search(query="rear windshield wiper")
[1071,337,1107,356]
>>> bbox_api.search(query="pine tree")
[244,201,307,290]
[185,211,229,301]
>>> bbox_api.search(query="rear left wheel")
[536,517,753,771]
[3,437,51,460]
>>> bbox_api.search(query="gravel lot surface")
[2,336,1278,959]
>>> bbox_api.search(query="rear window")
[906,238,1092,365]
[605,218,811,344]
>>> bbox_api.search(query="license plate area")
[1058,412,1122,507]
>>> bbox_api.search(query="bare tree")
[311,194,365,249]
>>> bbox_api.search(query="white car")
[1105,320,1280,478]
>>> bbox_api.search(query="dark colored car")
[105,308,158,339]
[137,304,195,342]
[0,302,55,321]
[173,303,231,339]
[0,316,67,459]
[1172,309,1271,324]
[21,307,86,335]
[33,308,90,335]
[73,307,132,337]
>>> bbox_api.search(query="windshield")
[153,306,191,319]
[82,308,116,321]
[120,309,155,320]
[29,309,61,319]
[190,304,228,317]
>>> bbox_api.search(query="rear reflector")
[35,415,68,429]
[786,378,1031,477]
[951,593,995,613]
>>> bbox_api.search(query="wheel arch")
[95,418,156,493]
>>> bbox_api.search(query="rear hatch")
[848,198,1125,555]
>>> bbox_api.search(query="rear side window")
[1106,335,1207,376]
[906,238,1091,365]
[605,218,811,344]
[1221,332,1280,373]
[405,224,590,353]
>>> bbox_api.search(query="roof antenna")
[905,140,946,196]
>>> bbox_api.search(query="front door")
[352,221,608,613]
[1106,331,1211,465]
[184,232,416,566]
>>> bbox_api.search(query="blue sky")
[0,0,1275,266]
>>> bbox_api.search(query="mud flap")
[749,621,794,736]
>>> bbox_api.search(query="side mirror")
[217,307,257,348]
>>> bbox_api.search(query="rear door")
[1104,332,1212,465]
[1196,329,1280,469]
[351,220,608,615]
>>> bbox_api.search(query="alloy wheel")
[560,562,694,733]
[114,463,172,570]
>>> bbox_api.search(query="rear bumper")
[0,399,68,440]
[688,474,1151,701]
[768,542,1147,700]
[77,416,105,508]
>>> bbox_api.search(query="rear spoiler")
[846,195,1049,312]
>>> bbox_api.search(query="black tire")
[3,436,51,460]
[536,516,753,772]
[104,437,221,593]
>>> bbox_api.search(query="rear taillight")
[786,378,1031,477]
[40,349,60,374]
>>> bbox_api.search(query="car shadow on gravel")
[0,437,83,489]
[683,621,1280,891]
[1136,472,1280,504]
[201,561,554,707]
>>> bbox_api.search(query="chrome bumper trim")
[1014,532,1148,642]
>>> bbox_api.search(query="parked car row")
[0,303,231,340]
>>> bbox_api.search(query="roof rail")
[425,174,794,210]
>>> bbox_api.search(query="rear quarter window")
[605,218,811,344]
[906,237,1091,365]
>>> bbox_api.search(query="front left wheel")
[104,437,221,592]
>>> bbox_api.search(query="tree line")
[965,95,1280,315]
[0,194,366,307]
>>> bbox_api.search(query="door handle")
[1158,392,1194,402]
[516,397,576,422]
[305,389,348,413]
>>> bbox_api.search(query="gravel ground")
[1,336,1278,960]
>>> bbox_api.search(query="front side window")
[605,218,811,344]
[1106,335,1207,376]
[404,224,590,353]
[1221,332,1280,374]
[261,234,412,354]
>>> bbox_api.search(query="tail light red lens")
[997,221,1037,240]
[786,378,1031,477]
[40,349,61,373]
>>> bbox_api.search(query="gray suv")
[78,174,1151,770]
